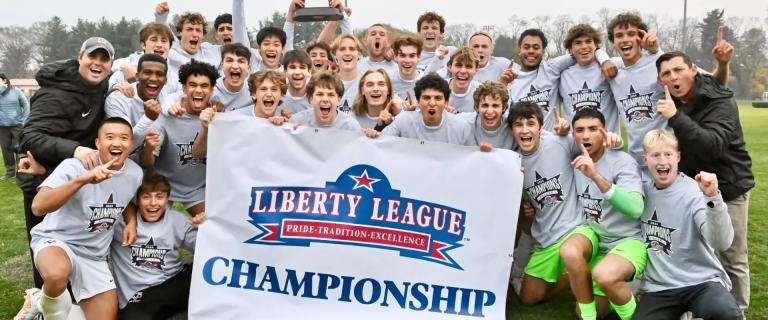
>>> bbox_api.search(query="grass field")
[0,101,765,319]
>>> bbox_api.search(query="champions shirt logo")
[519,85,551,112]
[338,100,352,114]
[246,164,467,269]
[568,81,604,112]
[176,132,205,166]
[87,193,124,232]
[619,85,654,123]
[642,210,676,256]
[524,171,564,208]
[130,237,170,270]
[578,186,603,223]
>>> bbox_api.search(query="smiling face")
[259,35,283,69]
[252,78,283,118]
[477,95,504,130]
[78,50,113,86]
[285,61,310,91]
[182,74,214,114]
[643,142,680,189]
[418,88,447,126]
[611,24,643,65]
[569,35,597,66]
[361,72,389,108]
[511,116,541,155]
[469,34,493,68]
[222,52,249,90]
[365,25,389,59]
[215,23,234,45]
[137,61,167,101]
[141,32,171,59]
[138,190,168,222]
[658,56,698,102]
[572,116,605,157]
[309,47,329,72]
[419,20,442,52]
[311,86,340,125]
[395,45,419,77]
[179,21,205,54]
[95,122,133,170]
[448,59,477,91]
[335,38,361,71]
[518,35,544,72]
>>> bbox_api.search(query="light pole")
[682,0,688,51]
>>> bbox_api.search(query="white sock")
[40,288,72,320]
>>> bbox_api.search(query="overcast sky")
[3,0,765,31]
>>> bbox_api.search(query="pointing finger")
[664,85,672,101]
[717,26,724,43]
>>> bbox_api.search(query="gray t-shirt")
[382,111,474,146]
[508,54,576,131]
[473,56,512,83]
[448,80,481,113]
[166,42,221,81]
[521,131,582,249]
[388,70,422,102]
[150,113,206,203]
[290,109,362,132]
[105,83,160,142]
[279,91,312,114]
[418,46,457,72]
[111,208,196,308]
[358,56,399,75]
[108,54,181,99]
[574,149,644,252]
[640,174,732,292]
[340,74,362,114]
[213,78,252,112]
[608,51,668,165]
[354,113,381,130]
[457,112,516,149]
[30,158,143,260]
[559,61,620,134]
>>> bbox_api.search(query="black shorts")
[119,264,193,320]
[633,281,743,320]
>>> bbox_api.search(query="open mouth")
[520,136,533,145]
[89,66,103,77]
[190,95,206,109]
[108,149,123,161]
[319,105,332,117]
[673,84,681,91]
[427,109,437,116]
[582,142,593,150]
[620,44,633,55]
[230,70,242,82]
[153,49,166,56]
[189,39,199,47]
[263,97,276,109]
[265,52,278,61]
[374,41,380,50]
[341,56,353,63]
[657,168,670,178]
[524,55,537,64]
[314,63,324,69]
[223,36,232,44]
[145,83,160,96]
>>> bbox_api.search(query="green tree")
[0,26,35,78]
[35,16,70,65]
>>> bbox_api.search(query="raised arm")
[693,172,734,251]
[232,0,251,48]
[32,159,117,216]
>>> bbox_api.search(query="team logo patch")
[338,100,352,114]
[578,186,603,223]
[176,132,205,166]
[568,81,604,112]
[131,237,171,270]
[128,291,143,303]
[246,165,467,269]
[619,85,654,123]
[524,171,565,208]
[642,210,676,256]
[87,193,124,232]
[519,85,551,112]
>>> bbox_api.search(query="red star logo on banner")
[349,170,380,192]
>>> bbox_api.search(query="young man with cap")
[19,36,120,288]
[655,50,753,313]
[633,129,742,320]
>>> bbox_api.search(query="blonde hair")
[331,34,364,54]
[448,46,480,68]
[353,69,394,117]
[473,81,509,111]
[642,129,678,152]
[248,70,287,96]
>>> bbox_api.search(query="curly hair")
[563,24,602,50]
[178,59,220,85]
[607,13,648,43]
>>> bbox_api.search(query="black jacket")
[668,73,754,202]
[18,59,109,191]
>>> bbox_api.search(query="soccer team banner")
[189,114,524,319]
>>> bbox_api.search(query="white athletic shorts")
[32,238,115,302]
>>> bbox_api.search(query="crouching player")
[112,174,203,318]
[570,108,646,319]
[25,118,144,320]
[633,130,742,320]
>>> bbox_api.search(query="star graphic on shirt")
[349,170,380,192]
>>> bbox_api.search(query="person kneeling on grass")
[18,117,143,320]
[111,174,204,319]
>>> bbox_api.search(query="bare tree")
[443,23,477,47]
[0,26,35,77]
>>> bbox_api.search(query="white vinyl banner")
[189,113,523,319]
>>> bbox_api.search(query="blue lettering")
[429,284,460,314]
[408,283,430,311]
[381,281,410,308]
[227,259,259,289]
[354,278,382,305]
[203,256,228,285]
[317,273,341,300]
[283,269,316,298]
[338,275,355,302]
[255,265,283,293]
[471,290,496,317]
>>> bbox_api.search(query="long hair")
[0,73,11,96]
[353,69,394,117]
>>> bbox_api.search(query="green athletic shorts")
[591,238,648,296]
[524,225,598,283]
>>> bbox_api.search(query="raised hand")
[82,158,117,184]
[143,130,161,151]
[601,60,618,81]
[144,99,161,121]
[601,127,622,149]
[378,109,394,126]
[436,45,449,60]
[169,97,187,117]
[18,151,47,176]
[571,143,597,178]
[403,92,417,111]
[695,171,719,197]
[712,26,734,65]
[638,30,659,53]
[553,108,570,136]
[200,107,215,129]
[499,67,517,86]
[188,211,207,228]
[155,1,169,15]
[656,85,678,120]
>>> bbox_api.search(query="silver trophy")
[294,0,343,22]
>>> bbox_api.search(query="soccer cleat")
[14,288,42,320]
